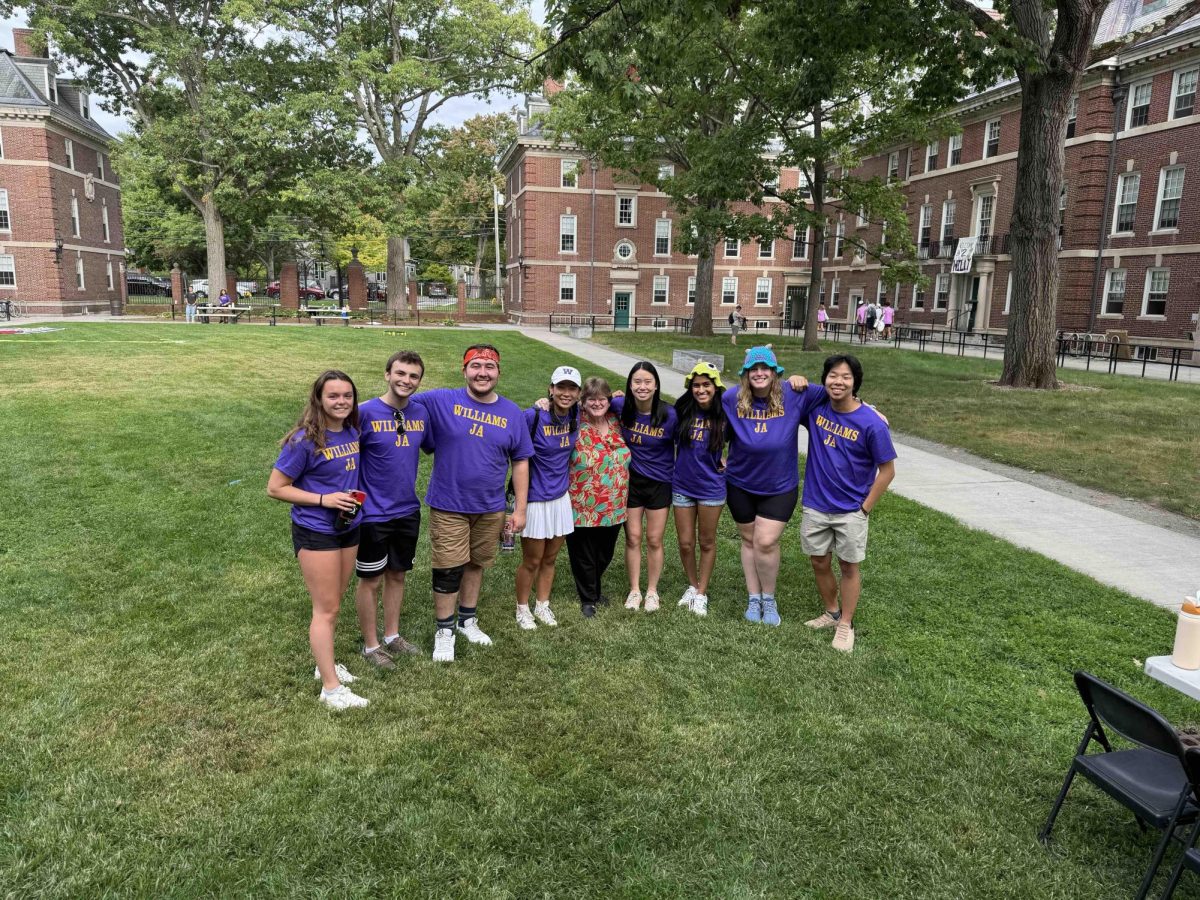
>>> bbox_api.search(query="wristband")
[318,494,324,508]
[860,505,870,516]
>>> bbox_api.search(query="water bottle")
[500,495,516,552]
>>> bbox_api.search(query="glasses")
[392,408,406,433]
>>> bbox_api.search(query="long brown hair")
[736,371,783,419]
[282,370,360,451]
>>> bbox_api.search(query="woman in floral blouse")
[564,377,631,618]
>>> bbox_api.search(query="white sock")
[535,600,550,607]
[363,645,380,655]
[382,633,399,644]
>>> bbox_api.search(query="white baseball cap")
[550,365,582,386]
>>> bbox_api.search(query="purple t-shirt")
[802,401,897,514]
[722,383,825,495]
[357,397,433,522]
[273,428,361,533]
[525,406,578,502]
[672,412,725,500]
[422,387,534,514]
[611,395,677,484]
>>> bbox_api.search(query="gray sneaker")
[362,646,396,670]
[384,635,421,656]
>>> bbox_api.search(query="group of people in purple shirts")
[268,342,896,711]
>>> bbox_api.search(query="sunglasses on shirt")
[392,408,406,433]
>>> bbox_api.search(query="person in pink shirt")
[881,300,895,340]
[816,302,828,337]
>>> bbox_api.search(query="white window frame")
[558,273,576,304]
[97,153,105,180]
[658,163,674,182]
[0,189,10,231]
[1141,267,1169,317]
[758,237,773,259]
[70,195,80,237]
[926,140,938,172]
[75,253,85,290]
[0,253,14,288]
[559,214,577,253]
[724,237,740,258]
[1102,268,1126,316]
[1113,172,1140,234]
[615,240,635,261]
[1066,95,1079,138]
[106,259,114,290]
[64,138,74,170]
[687,275,696,305]
[887,151,900,180]
[720,276,738,305]
[948,133,962,166]
[975,193,994,242]
[1172,67,1198,119]
[918,204,932,247]
[45,70,56,104]
[1153,166,1184,231]
[0,128,5,159]
[755,277,772,306]
[101,204,110,243]
[652,275,669,305]
[1004,272,1013,314]
[934,273,950,311]
[829,277,840,308]
[792,227,808,260]
[1127,80,1153,129]
[616,194,636,227]
[912,284,924,310]
[79,90,90,120]
[560,159,578,189]
[984,118,1001,158]
[856,207,867,228]
[654,218,671,256]
[941,200,956,244]
[835,221,845,257]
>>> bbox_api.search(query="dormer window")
[44,70,57,104]
[79,91,90,120]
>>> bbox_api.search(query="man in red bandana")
[418,343,535,662]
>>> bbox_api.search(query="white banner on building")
[951,236,977,274]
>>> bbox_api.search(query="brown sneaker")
[362,646,397,669]
[831,621,855,653]
[805,611,840,629]
[383,635,421,656]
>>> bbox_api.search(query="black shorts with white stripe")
[355,511,421,579]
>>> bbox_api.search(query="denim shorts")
[671,491,726,509]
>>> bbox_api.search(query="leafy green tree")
[267,0,538,312]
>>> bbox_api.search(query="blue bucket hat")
[739,345,784,375]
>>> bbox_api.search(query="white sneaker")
[314,663,358,684]
[644,591,661,613]
[318,684,369,710]
[432,627,456,662]
[692,593,708,616]
[533,601,558,626]
[678,585,698,608]
[515,605,537,630]
[458,617,493,646]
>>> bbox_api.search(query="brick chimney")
[543,77,565,97]
[12,28,47,59]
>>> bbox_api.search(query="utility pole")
[493,183,504,306]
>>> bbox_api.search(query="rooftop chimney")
[12,28,47,59]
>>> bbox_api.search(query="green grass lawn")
[3,323,1199,897]
[590,331,1200,520]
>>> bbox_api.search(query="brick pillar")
[171,264,184,305]
[347,254,366,307]
[280,261,300,309]
[225,268,237,300]
[457,280,467,317]
[407,281,418,310]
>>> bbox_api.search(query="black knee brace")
[431,565,466,594]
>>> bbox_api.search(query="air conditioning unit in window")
[1134,345,1158,361]
[755,320,770,330]
[653,318,668,330]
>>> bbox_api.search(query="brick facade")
[501,18,1200,350]
[0,33,126,315]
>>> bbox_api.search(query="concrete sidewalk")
[512,325,1200,610]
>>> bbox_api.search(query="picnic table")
[196,304,251,324]
[304,308,351,326]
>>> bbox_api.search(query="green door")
[614,291,631,329]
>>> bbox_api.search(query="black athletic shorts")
[626,469,672,511]
[292,522,360,555]
[725,483,799,524]
[355,511,421,578]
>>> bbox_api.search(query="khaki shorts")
[800,506,869,563]
[429,508,506,569]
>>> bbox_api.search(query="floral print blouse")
[568,415,631,527]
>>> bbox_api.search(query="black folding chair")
[1040,671,1198,900]
[1158,748,1200,899]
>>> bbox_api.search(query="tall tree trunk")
[691,239,717,336]
[201,192,227,298]
[387,234,408,314]
[803,116,827,352]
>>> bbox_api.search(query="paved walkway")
[512,325,1200,610]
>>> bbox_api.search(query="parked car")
[367,283,387,303]
[236,281,259,298]
[190,279,209,298]
[125,274,172,298]
[426,282,448,298]
[266,281,325,300]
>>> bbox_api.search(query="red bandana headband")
[464,347,500,366]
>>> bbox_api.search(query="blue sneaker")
[761,598,781,627]
[744,599,762,622]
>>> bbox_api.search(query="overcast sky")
[2,3,546,137]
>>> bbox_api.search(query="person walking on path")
[352,350,431,668]
[801,355,896,653]
[722,346,820,626]
[816,302,828,337]
[672,361,727,616]
[610,362,677,612]
[515,366,581,631]
[855,300,867,342]
[565,377,631,618]
[881,300,894,340]
[420,344,534,663]
[267,370,368,711]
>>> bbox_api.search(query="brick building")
[0,29,125,315]
[500,0,1200,352]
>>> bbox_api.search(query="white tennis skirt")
[523,492,575,540]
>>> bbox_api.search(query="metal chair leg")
[1040,767,1078,844]
[1136,792,1191,900]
